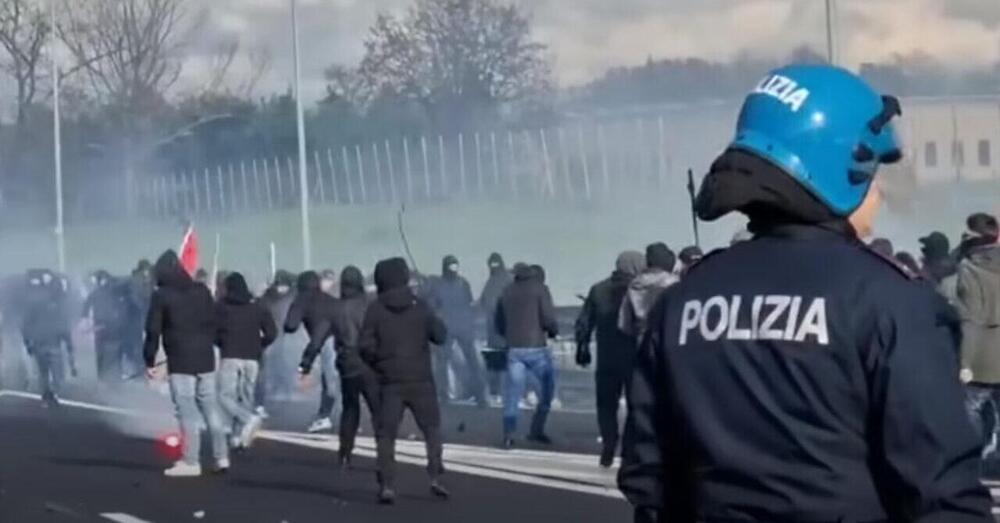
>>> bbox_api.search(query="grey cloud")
[942,0,1000,29]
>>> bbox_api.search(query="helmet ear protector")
[850,95,903,185]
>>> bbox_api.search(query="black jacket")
[496,266,558,348]
[21,272,73,351]
[330,266,371,378]
[480,265,513,349]
[361,258,447,385]
[576,271,637,374]
[143,251,217,375]
[83,273,131,337]
[427,268,475,337]
[286,271,338,373]
[215,273,277,361]
[618,225,991,523]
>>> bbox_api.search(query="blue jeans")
[966,385,1000,457]
[503,348,555,437]
[317,339,340,419]
[169,373,229,466]
[218,359,259,430]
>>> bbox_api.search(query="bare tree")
[0,0,49,125]
[356,0,552,129]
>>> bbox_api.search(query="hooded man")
[360,257,449,504]
[619,65,990,522]
[215,272,277,450]
[285,271,340,433]
[21,269,75,407]
[618,243,679,341]
[144,250,229,477]
[575,251,646,467]
[299,266,378,466]
[677,246,704,277]
[427,255,486,406]
[496,263,559,448]
[479,252,513,399]
[83,270,130,384]
[258,270,297,404]
[955,212,1000,459]
[921,231,956,283]
[125,260,154,378]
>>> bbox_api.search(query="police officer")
[618,65,992,522]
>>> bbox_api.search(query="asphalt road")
[0,388,630,523]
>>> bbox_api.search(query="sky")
[173,0,1000,103]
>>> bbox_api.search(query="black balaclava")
[224,272,253,305]
[645,243,676,273]
[442,255,460,279]
[488,252,506,276]
[695,148,848,235]
[340,266,365,299]
[375,257,411,294]
[531,264,546,284]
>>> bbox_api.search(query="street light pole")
[51,0,65,273]
[825,0,836,65]
[291,0,312,270]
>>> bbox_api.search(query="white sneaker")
[215,458,230,472]
[164,462,202,477]
[307,417,333,434]
[240,415,264,447]
[255,406,269,419]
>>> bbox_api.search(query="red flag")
[179,225,198,277]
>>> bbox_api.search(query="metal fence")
[131,114,722,220]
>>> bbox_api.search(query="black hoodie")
[360,258,447,385]
[480,253,514,349]
[215,272,277,361]
[496,264,558,348]
[329,266,371,377]
[286,271,339,373]
[143,250,217,375]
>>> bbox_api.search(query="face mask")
[489,262,501,269]
[276,285,290,294]
[42,274,53,285]
[447,264,459,273]
[320,279,335,292]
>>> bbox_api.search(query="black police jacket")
[618,223,992,523]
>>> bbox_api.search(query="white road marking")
[101,513,154,523]
[0,390,624,500]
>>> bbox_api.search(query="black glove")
[575,343,592,368]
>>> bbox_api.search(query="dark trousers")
[95,331,122,383]
[31,343,65,400]
[376,382,444,488]
[433,333,486,402]
[596,370,628,456]
[339,371,380,458]
[966,384,1000,456]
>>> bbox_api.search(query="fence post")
[491,132,500,191]
[262,158,274,209]
[313,150,326,204]
[217,166,226,214]
[162,177,171,218]
[341,146,354,205]
[598,124,610,197]
[438,135,447,198]
[273,157,284,206]
[150,178,160,218]
[458,132,467,198]
[240,162,250,211]
[539,129,555,199]
[385,141,398,203]
[578,126,592,201]
[508,131,518,199]
[636,119,647,190]
[420,136,431,201]
[227,164,237,212]
[372,143,384,204]
[403,137,413,202]
[173,172,183,215]
[475,132,484,197]
[286,156,297,200]
[657,116,667,190]
[558,127,574,201]
[204,168,213,214]
[355,145,368,204]
[327,148,340,204]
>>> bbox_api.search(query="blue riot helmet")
[730,65,902,216]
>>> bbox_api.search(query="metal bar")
[342,146,354,205]
[241,162,250,211]
[327,148,340,204]
[558,127,574,200]
[491,132,500,190]
[421,136,431,200]
[403,137,413,202]
[217,166,226,214]
[578,126,592,201]
[314,150,326,204]
[262,158,273,210]
[204,168,213,214]
[458,132,467,197]
[438,135,447,197]
[355,145,368,204]
[386,140,398,203]
[274,157,284,205]
[475,132,484,197]
[508,131,518,199]
[228,164,237,211]
[657,116,667,190]
[598,124,610,197]
[539,129,555,199]
[372,143,384,204]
